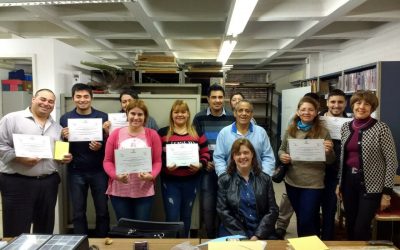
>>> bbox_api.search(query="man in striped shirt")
[193,84,235,238]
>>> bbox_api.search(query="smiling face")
[233,144,254,171]
[120,94,134,112]
[207,90,224,114]
[172,108,189,127]
[73,90,92,113]
[353,100,372,119]
[297,101,318,124]
[327,95,346,117]
[31,90,55,118]
[234,101,253,126]
[127,107,145,129]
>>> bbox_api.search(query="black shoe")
[275,228,286,240]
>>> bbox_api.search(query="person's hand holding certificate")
[13,134,53,159]
[68,118,103,142]
[166,143,199,167]
[115,147,152,174]
[288,139,326,161]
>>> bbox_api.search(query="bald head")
[31,89,56,118]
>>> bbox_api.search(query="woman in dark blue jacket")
[217,138,278,240]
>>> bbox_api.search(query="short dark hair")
[35,88,55,97]
[304,92,320,102]
[230,92,245,102]
[119,89,139,102]
[207,84,225,97]
[327,89,346,99]
[71,83,92,98]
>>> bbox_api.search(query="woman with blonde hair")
[158,100,210,237]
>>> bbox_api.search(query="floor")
[272,182,298,239]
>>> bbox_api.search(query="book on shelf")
[338,68,377,93]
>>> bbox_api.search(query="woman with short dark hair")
[336,90,398,240]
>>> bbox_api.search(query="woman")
[158,100,210,237]
[279,96,334,237]
[103,99,162,220]
[217,138,278,240]
[336,90,398,240]
[103,90,159,133]
[230,92,245,110]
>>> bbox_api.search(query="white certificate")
[320,116,353,140]
[115,147,152,174]
[108,113,128,133]
[288,139,326,162]
[166,143,199,167]
[68,118,103,142]
[13,134,53,159]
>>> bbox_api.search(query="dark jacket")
[217,172,278,239]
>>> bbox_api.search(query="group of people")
[0,82,397,242]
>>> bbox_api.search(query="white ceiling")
[0,0,400,71]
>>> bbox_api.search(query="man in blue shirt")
[60,83,110,237]
[214,100,275,177]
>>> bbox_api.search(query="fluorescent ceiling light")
[0,0,134,7]
[227,0,258,36]
[217,39,237,65]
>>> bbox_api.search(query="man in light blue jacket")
[214,100,275,177]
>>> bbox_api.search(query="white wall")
[320,22,400,75]
[272,66,306,92]
[0,38,104,234]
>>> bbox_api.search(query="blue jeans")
[161,175,200,237]
[110,195,154,221]
[68,170,110,237]
[285,183,322,237]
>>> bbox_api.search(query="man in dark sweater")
[319,89,348,240]
[193,84,235,238]
[60,83,110,237]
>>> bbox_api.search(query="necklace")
[352,117,373,129]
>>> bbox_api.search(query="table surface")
[88,238,399,250]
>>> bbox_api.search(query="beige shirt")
[278,128,335,189]
[0,107,63,176]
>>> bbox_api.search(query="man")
[192,84,235,238]
[319,89,348,240]
[0,89,72,237]
[214,100,275,177]
[60,83,110,237]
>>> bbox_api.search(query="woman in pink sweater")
[103,100,162,220]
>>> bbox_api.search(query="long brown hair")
[166,100,198,141]
[287,96,323,138]
[226,138,261,175]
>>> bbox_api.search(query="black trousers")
[0,173,60,237]
[342,168,381,240]
[200,170,219,239]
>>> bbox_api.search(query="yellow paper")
[54,141,69,160]
[287,235,329,250]
[208,241,265,250]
